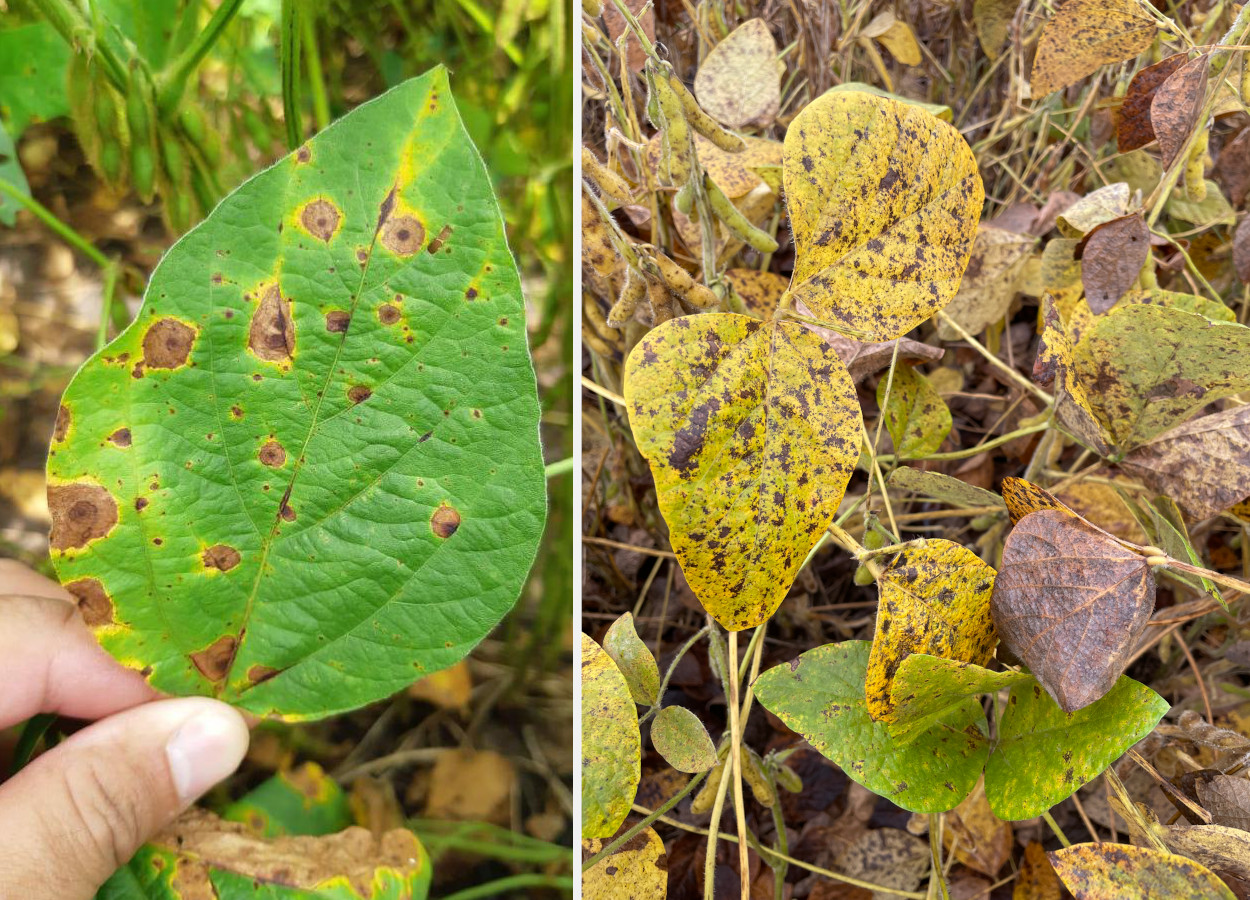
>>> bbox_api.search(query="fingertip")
[160,698,250,804]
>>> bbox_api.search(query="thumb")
[0,697,249,899]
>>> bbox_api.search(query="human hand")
[0,560,250,899]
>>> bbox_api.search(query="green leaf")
[984,675,1168,820]
[877,364,952,458]
[96,810,431,899]
[887,466,1005,510]
[651,705,717,773]
[603,612,660,706]
[222,762,350,837]
[0,23,71,135]
[96,0,182,69]
[47,69,547,720]
[0,118,30,226]
[582,633,641,839]
[889,654,1030,742]
[753,641,988,813]
[1166,180,1236,227]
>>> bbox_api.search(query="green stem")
[437,873,574,900]
[156,0,247,112]
[0,176,110,270]
[302,8,330,131]
[544,457,575,479]
[29,0,129,87]
[280,0,303,149]
[581,769,707,871]
[95,260,119,351]
[639,625,710,727]
[929,814,951,900]
[876,419,1051,464]
[1042,810,1072,848]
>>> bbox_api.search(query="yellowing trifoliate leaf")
[583,827,668,900]
[1048,842,1233,900]
[603,612,660,706]
[865,540,998,722]
[783,90,983,341]
[624,314,861,631]
[877,364,952,459]
[582,633,640,839]
[1034,299,1112,456]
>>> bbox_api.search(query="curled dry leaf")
[603,611,661,705]
[624,314,861,631]
[1116,54,1187,152]
[1119,405,1250,520]
[860,11,923,67]
[992,510,1155,712]
[937,225,1036,339]
[583,827,668,900]
[1195,774,1250,832]
[1048,842,1235,900]
[650,704,717,773]
[1034,299,1113,456]
[581,633,641,839]
[865,540,997,722]
[877,364,952,459]
[1057,182,1131,237]
[1234,215,1250,285]
[783,90,983,341]
[1080,213,1149,314]
[1029,0,1155,97]
[1151,54,1209,169]
[693,19,780,129]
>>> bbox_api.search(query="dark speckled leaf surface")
[47,68,546,720]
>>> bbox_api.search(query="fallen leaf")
[992,509,1154,711]
[973,0,1020,61]
[602,0,654,73]
[1034,299,1113,456]
[583,827,668,899]
[625,315,860,630]
[834,828,929,899]
[1116,54,1187,152]
[1057,182,1131,237]
[1080,213,1149,313]
[1195,774,1250,831]
[944,778,1012,878]
[784,89,983,341]
[408,660,473,712]
[888,467,1006,510]
[1119,405,1250,519]
[865,540,997,722]
[877,364,952,459]
[860,12,922,67]
[937,225,1036,339]
[985,676,1168,819]
[694,19,780,129]
[604,612,661,705]
[582,633,641,838]
[651,705,717,773]
[1015,841,1063,900]
[753,641,989,813]
[425,748,515,825]
[1029,0,1155,96]
[1151,54,1209,168]
[1049,842,1235,900]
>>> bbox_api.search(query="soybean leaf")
[945,779,1013,878]
[877,364,952,459]
[1235,217,1250,284]
[0,23,70,134]
[1117,55,1187,152]
[1151,54,1209,169]
[693,19,780,129]
[888,466,1005,511]
[582,827,668,900]
[0,118,29,226]
[1048,843,1234,900]
[888,654,1030,742]
[992,510,1154,712]
[754,641,989,813]
[973,0,1017,60]
[1000,476,1080,525]
[46,70,546,720]
[222,762,350,838]
[723,268,788,320]
[1140,497,1222,605]
[1017,842,1064,900]
[96,810,432,900]
[1056,183,1130,237]
[624,314,860,631]
[936,225,1036,339]
[783,90,983,341]
[582,633,641,839]
[1167,181,1237,227]
[823,82,953,122]
[1141,823,1250,889]
[1195,774,1250,831]
[860,12,923,66]
[1080,214,1149,314]
[984,677,1168,820]
[1072,304,1250,451]
[1118,287,1235,323]
[1034,299,1113,456]
[1119,406,1250,520]
[1029,0,1155,97]
[651,705,717,773]
[866,540,998,722]
[601,0,654,73]
[603,612,660,706]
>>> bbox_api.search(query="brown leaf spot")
[202,544,241,572]
[427,224,452,254]
[53,404,70,442]
[67,578,114,626]
[134,497,148,511]
[190,635,238,682]
[377,303,401,324]
[295,145,311,163]
[248,285,295,363]
[381,215,425,256]
[325,310,350,332]
[280,501,296,522]
[48,483,119,551]
[299,198,342,243]
[108,427,132,447]
[258,440,286,467]
[142,318,196,369]
[246,664,281,686]
[348,384,372,404]
[430,502,461,539]
[230,405,243,419]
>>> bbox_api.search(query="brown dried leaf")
[1151,54,1210,169]
[694,19,780,129]
[1119,405,1250,520]
[1116,54,1187,152]
[992,509,1155,712]
[1234,215,1250,285]
[1195,774,1250,831]
[1015,841,1063,900]
[1213,128,1250,210]
[796,300,944,382]
[944,778,1012,878]
[1029,0,1156,97]
[1080,214,1149,313]
[601,0,654,73]
[937,225,1036,339]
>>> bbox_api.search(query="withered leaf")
[991,509,1155,712]
[601,0,654,73]
[693,18,780,129]
[1034,299,1113,456]
[1234,215,1250,285]
[1057,183,1131,237]
[1116,54,1187,152]
[1016,841,1063,900]
[1119,405,1250,520]
[944,778,1013,878]
[973,0,1019,61]
[1049,842,1235,900]
[1151,54,1210,169]
[1195,774,1250,832]
[1080,214,1149,314]
[1029,0,1155,97]
[937,225,1036,339]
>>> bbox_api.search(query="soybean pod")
[704,174,778,253]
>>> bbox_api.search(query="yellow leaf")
[784,90,983,341]
[1035,298,1112,456]
[1029,0,1156,97]
[581,633,641,838]
[624,313,861,631]
[861,11,923,67]
[693,18,781,129]
[583,827,668,899]
[723,268,788,320]
[408,659,472,711]
[865,540,998,721]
